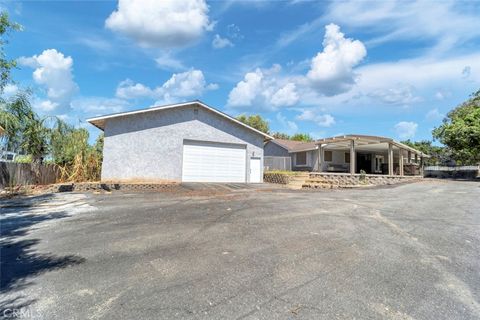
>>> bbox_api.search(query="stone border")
[1,182,180,195]
[263,172,291,184]
[305,172,423,188]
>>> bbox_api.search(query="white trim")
[87,100,274,140]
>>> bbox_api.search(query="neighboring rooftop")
[271,139,318,152]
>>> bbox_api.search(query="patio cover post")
[399,149,404,176]
[318,144,324,172]
[388,143,393,175]
[350,140,355,175]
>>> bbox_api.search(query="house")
[87,101,273,183]
[264,139,317,171]
[264,135,429,176]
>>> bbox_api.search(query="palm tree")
[0,91,49,182]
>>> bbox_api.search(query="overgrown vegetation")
[0,12,102,183]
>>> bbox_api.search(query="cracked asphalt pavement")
[0,180,479,319]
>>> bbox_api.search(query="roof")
[87,100,273,140]
[270,134,429,157]
[270,139,318,152]
[316,134,429,157]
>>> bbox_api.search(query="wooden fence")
[0,162,60,188]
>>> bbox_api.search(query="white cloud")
[116,69,217,104]
[270,83,299,107]
[336,53,480,110]
[394,121,418,139]
[116,79,154,100]
[2,84,18,98]
[307,23,366,96]
[368,84,422,105]
[105,0,211,48]
[296,110,335,127]
[34,100,59,112]
[71,97,130,114]
[425,108,444,121]
[19,49,78,111]
[276,113,298,134]
[324,0,480,53]
[158,69,213,101]
[227,65,299,110]
[212,34,233,49]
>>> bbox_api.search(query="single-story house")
[87,101,273,183]
[264,135,429,176]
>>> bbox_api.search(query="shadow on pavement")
[0,193,85,314]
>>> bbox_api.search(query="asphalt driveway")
[1,180,479,319]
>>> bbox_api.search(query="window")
[345,152,350,163]
[324,150,332,162]
[296,152,307,165]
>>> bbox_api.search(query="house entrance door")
[356,153,372,173]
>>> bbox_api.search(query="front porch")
[314,135,427,177]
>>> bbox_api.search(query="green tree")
[291,133,313,142]
[0,11,21,93]
[401,139,447,165]
[272,132,290,139]
[0,92,50,181]
[433,90,480,164]
[236,114,269,133]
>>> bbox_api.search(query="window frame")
[324,150,333,162]
[296,151,307,166]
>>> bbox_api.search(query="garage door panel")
[182,141,246,182]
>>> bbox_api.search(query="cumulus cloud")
[105,0,211,48]
[394,121,418,139]
[212,34,233,49]
[19,49,78,110]
[227,65,299,110]
[307,23,366,96]
[116,69,217,104]
[296,110,335,127]
[116,79,154,100]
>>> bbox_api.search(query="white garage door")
[182,141,247,182]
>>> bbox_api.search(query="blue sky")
[3,0,480,142]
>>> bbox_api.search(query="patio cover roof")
[315,134,429,157]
